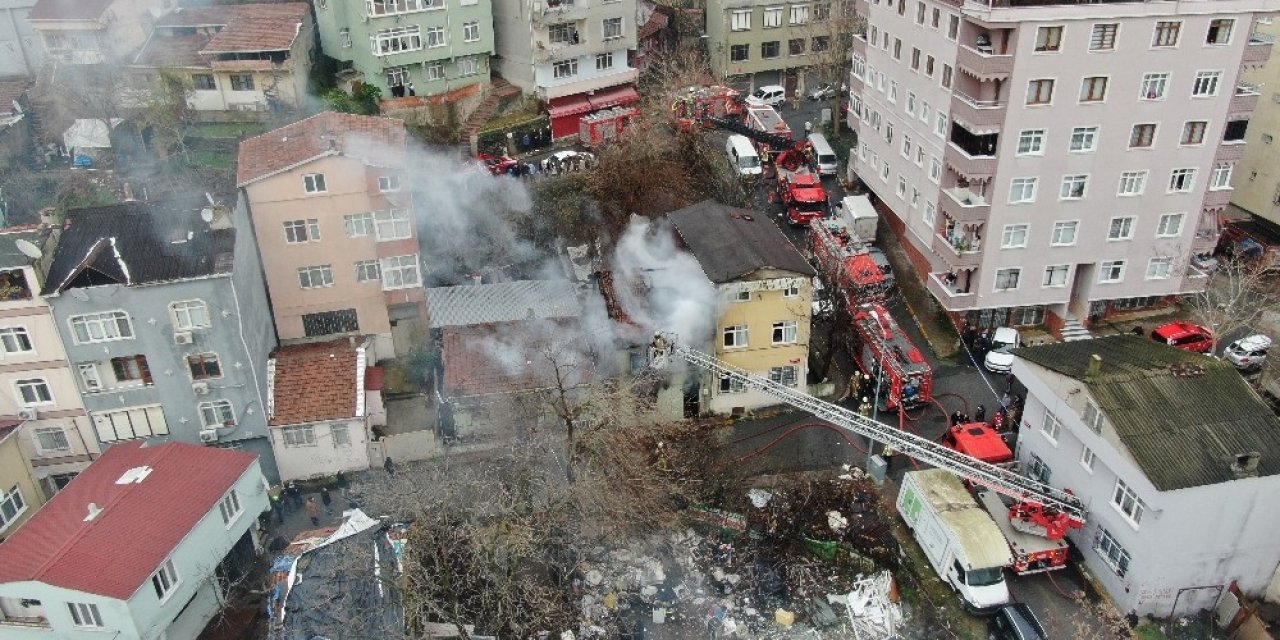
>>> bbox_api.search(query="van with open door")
[725,134,762,178]
[807,132,839,176]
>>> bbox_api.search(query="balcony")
[533,1,591,25]
[956,44,1013,81]
[938,187,991,224]
[927,272,978,310]
[945,143,996,180]
[1230,83,1261,115]
[1216,142,1247,163]
[1191,230,1220,254]
[1242,33,1275,67]
[0,269,32,303]
[851,33,867,56]
[950,91,1005,135]
[934,233,983,269]
[1202,188,1233,209]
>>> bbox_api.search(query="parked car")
[1150,322,1214,353]
[476,152,518,176]
[745,85,787,107]
[988,603,1048,640]
[983,327,1020,373]
[1225,334,1271,370]
[807,82,837,101]
[1191,253,1219,275]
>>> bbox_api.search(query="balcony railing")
[934,233,983,269]
[1243,34,1274,66]
[950,91,1005,133]
[1229,86,1260,116]
[938,187,991,223]
[945,143,997,180]
[956,44,1013,81]
[927,272,977,309]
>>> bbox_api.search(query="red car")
[1150,322,1214,353]
[476,152,519,176]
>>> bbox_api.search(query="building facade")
[849,0,1274,333]
[237,112,425,357]
[1230,16,1280,223]
[0,0,43,77]
[706,0,833,83]
[1012,336,1280,617]
[0,422,45,539]
[492,0,640,138]
[27,0,169,65]
[42,200,279,482]
[312,0,495,99]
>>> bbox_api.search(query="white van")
[745,85,787,107]
[807,132,838,176]
[725,134,762,178]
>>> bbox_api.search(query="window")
[34,426,70,452]
[303,173,326,193]
[769,366,798,386]
[789,38,806,55]
[1118,171,1147,196]
[70,311,133,344]
[930,157,941,183]
[1060,174,1089,200]
[462,20,479,42]
[424,25,446,47]
[1146,256,1173,279]
[1129,123,1156,149]
[16,378,52,405]
[377,175,401,193]
[897,176,907,197]
[553,58,578,78]
[1224,119,1248,142]
[111,355,152,385]
[1017,129,1045,155]
[380,255,420,289]
[1026,79,1054,105]
[1099,260,1125,283]
[1035,26,1063,52]
[1181,121,1207,145]
[719,374,746,394]
[1156,212,1184,237]
[1080,76,1108,102]
[78,363,102,392]
[783,283,801,298]
[372,209,411,240]
[1009,178,1037,204]
[283,424,316,446]
[373,25,423,53]
[1096,527,1131,576]
[548,23,578,44]
[1206,18,1233,45]
[386,67,410,87]
[603,17,623,39]
[1168,168,1196,192]
[1090,23,1118,50]
[1109,217,1135,241]
[200,400,234,427]
[218,488,242,526]
[228,74,254,91]
[1028,454,1051,483]
[812,35,829,52]
[911,48,920,71]
[941,64,952,89]
[344,212,374,237]
[723,325,748,348]
[1042,410,1061,442]
[1153,20,1180,47]
[298,265,334,289]
[925,55,934,77]
[994,268,1021,291]
[731,9,751,30]
[366,0,439,16]
[1140,73,1168,100]
[340,28,352,48]
[906,92,917,116]
[1081,447,1095,471]
[187,353,222,380]
[1111,479,1145,525]
[901,135,912,159]
[730,44,749,61]
[790,4,808,24]
[0,326,32,354]
[924,201,937,227]
[1001,224,1029,249]
[816,2,831,21]
[1192,70,1221,97]
[68,602,103,628]
[772,320,798,344]
[915,1,925,24]
[935,112,947,137]
[763,6,782,27]
[457,56,481,76]
[169,300,209,331]
[894,38,901,60]
[152,558,180,602]
[1043,264,1070,287]
[888,81,897,103]
[761,41,780,58]
[1210,163,1233,190]
[948,15,959,39]
[425,62,445,81]
[192,73,215,90]
[1070,127,1098,152]
[1051,221,1079,246]
[283,219,320,244]
[93,406,169,442]
[931,7,939,28]
[356,260,381,282]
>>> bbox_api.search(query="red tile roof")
[134,33,212,68]
[0,441,257,599]
[28,0,114,21]
[236,112,406,186]
[202,3,310,53]
[442,320,596,398]
[269,339,365,426]
[0,80,30,119]
[135,4,308,68]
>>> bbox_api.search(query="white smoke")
[610,217,717,344]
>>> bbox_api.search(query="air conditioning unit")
[18,408,38,421]
[174,331,193,345]
[192,381,210,395]
[198,429,218,443]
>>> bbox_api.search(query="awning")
[588,85,640,110]
[547,95,594,118]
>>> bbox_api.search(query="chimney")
[84,503,103,522]
[1231,452,1261,479]
[1086,354,1103,380]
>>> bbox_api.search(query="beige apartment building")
[237,112,425,356]
[27,0,168,64]
[0,226,97,498]
[849,0,1274,335]
[667,201,815,414]
[706,0,836,84]
[1231,16,1280,224]
[0,422,45,539]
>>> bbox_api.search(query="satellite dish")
[14,239,42,260]
[200,208,215,223]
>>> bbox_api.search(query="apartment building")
[237,112,425,357]
[0,422,45,539]
[313,0,495,99]
[849,0,1274,333]
[706,0,833,83]
[0,0,43,77]
[1230,16,1280,224]
[492,0,640,138]
[27,0,169,65]
[667,200,815,414]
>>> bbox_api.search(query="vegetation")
[322,84,383,116]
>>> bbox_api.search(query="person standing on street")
[320,486,333,516]
[286,482,302,511]
[384,456,396,476]
[804,120,813,138]
[305,497,320,527]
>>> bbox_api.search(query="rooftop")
[0,441,257,599]
[28,0,114,21]
[0,80,30,120]
[42,200,235,295]
[667,200,815,283]
[1014,335,1280,491]
[442,320,594,398]
[135,4,308,68]
[426,280,582,329]
[0,225,51,270]
[268,339,367,426]
[236,112,406,186]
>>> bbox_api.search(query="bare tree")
[1182,255,1279,354]
[798,0,862,131]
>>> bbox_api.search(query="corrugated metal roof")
[667,200,816,283]
[1015,335,1280,491]
[426,280,581,328]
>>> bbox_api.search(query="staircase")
[462,76,523,139]
[1060,316,1093,342]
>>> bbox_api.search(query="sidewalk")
[874,218,960,361]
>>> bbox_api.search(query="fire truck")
[648,335,1085,578]
[770,148,828,226]
[742,104,792,159]
[669,85,744,133]
[809,217,890,306]
[849,304,932,412]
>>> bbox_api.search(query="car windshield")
[751,89,769,99]
[966,567,1005,587]
[796,200,827,212]
[992,339,1015,353]
[740,156,761,169]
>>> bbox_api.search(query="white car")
[1225,334,1271,371]
[983,327,1020,373]
[745,85,787,108]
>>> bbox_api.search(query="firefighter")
[858,373,874,401]
[975,404,986,423]
[858,396,873,417]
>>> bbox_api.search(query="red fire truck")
[850,304,932,412]
[809,217,890,305]
[669,85,744,133]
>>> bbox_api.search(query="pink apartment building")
[849,0,1274,334]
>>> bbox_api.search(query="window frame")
[1095,527,1131,575]
[1129,123,1157,149]
[730,9,751,31]
[1140,72,1169,101]
[297,265,335,289]
[1069,126,1098,153]
[0,325,34,354]
[1060,174,1090,200]
[1001,224,1030,249]
[602,16,623,40]
[218,488,242,526]
[151,558,181,603]
[170,300,210,331]
[1118,171,1147,197]
[283,219,320,244]
[1079,76,1109,103]
[1181,120,1208,146]
[1146,256,1173,280]
[1111,478,1145,526]
[0,484,26,532]
[199,399,235,428]
[68,602,103,628]
[33,425,71,453]
[69,311,134,344]
[772,320,798,344]
[994,268,1022,291]
[15,377,53,406]
[1152,20,1181,48]
[282,424,317,447]
[1009,177,1038,204]
[1099,260,1126,283]
[187,352,223,381]
[1026,78,1055,105]
[344,212,375,237]
[1016,129,1045,156]
[1042,410,1061,443]
[1090,23,1119,51]
[1192,70,1222,97]
[1034,25,1064,53]
[1050,220,1079,246]
[1108,216,1136,241]
[723,324,749,348]
[1043,264,1070,287]
[1168,168,1197,193]
[1156,212,1185,237]
[379,254,421,290]
[303,173,327,194]
[1080,446,1096,472]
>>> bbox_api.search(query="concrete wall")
[270,417,370,482]
[710,270,811,413]
[0,0,42,77]
[0,429,44,538]
[1232,16,1280,222]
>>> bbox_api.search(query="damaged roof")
[28,0,114,21]
[135,4,308,67]
[667,200,815,283]
[0,79,30,120]
[269,339,367,426]
[43,201,236,295]
[426,280,582,329]
[1014,335,1280,491]
[442,319,595,398]
[237,111,406,186]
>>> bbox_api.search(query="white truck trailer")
[897,469,1014,613]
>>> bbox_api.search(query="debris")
[775,608,796,627]
[748,488,773,508]
[826,510,849,533]
[828,571,903,638]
